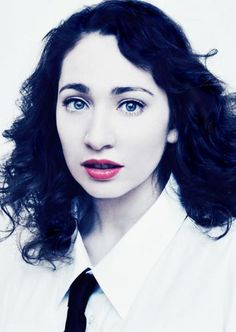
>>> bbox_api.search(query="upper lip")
[81,159,124,167]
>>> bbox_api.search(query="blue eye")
[63,98,88,112]
[126,102,138,112]
[119,100,145,116]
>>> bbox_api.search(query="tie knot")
[64,269,99,332]
[68,269,98,313]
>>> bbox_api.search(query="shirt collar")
[57,176,187,318]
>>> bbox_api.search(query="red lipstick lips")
[81,159,124,180]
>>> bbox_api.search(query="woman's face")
[56,32,177,199]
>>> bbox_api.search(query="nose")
[84,112,116,151]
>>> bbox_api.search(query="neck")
[95,178,160,234]
[82,176,162,265]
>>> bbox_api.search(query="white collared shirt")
[0,177,236,332]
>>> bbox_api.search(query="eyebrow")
[59,83,154,96]
[59,83,89,94]
[111,86,154,96]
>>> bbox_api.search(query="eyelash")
[62,97,89,113]
[62,97,146,116]
[118,99,146,116]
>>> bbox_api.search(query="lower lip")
[83,167,123,180]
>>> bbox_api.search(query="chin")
[79,182,129,199]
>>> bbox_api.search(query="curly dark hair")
[1,0,236,268]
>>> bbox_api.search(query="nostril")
[84,140,114,151]
[84,129,116,151]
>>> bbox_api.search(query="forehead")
[59,32,159,93]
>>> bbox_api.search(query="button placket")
[87,314,95,325]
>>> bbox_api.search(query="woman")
[0,0,236,331]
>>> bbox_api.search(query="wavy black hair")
[1,0,236,267]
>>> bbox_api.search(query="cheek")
[124,119,168,154]
[56,117,84,164]
[122,119,169,175]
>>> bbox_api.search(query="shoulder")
[182,216,236,276]
[222,220,236,270]
[0,211,19,261]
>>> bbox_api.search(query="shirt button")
[87,315,95,325]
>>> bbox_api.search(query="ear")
[167,128,178,144]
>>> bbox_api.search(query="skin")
[56,32,177,264]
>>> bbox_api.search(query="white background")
[1,0,236,157]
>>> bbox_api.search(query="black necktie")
[64,269,98,332]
